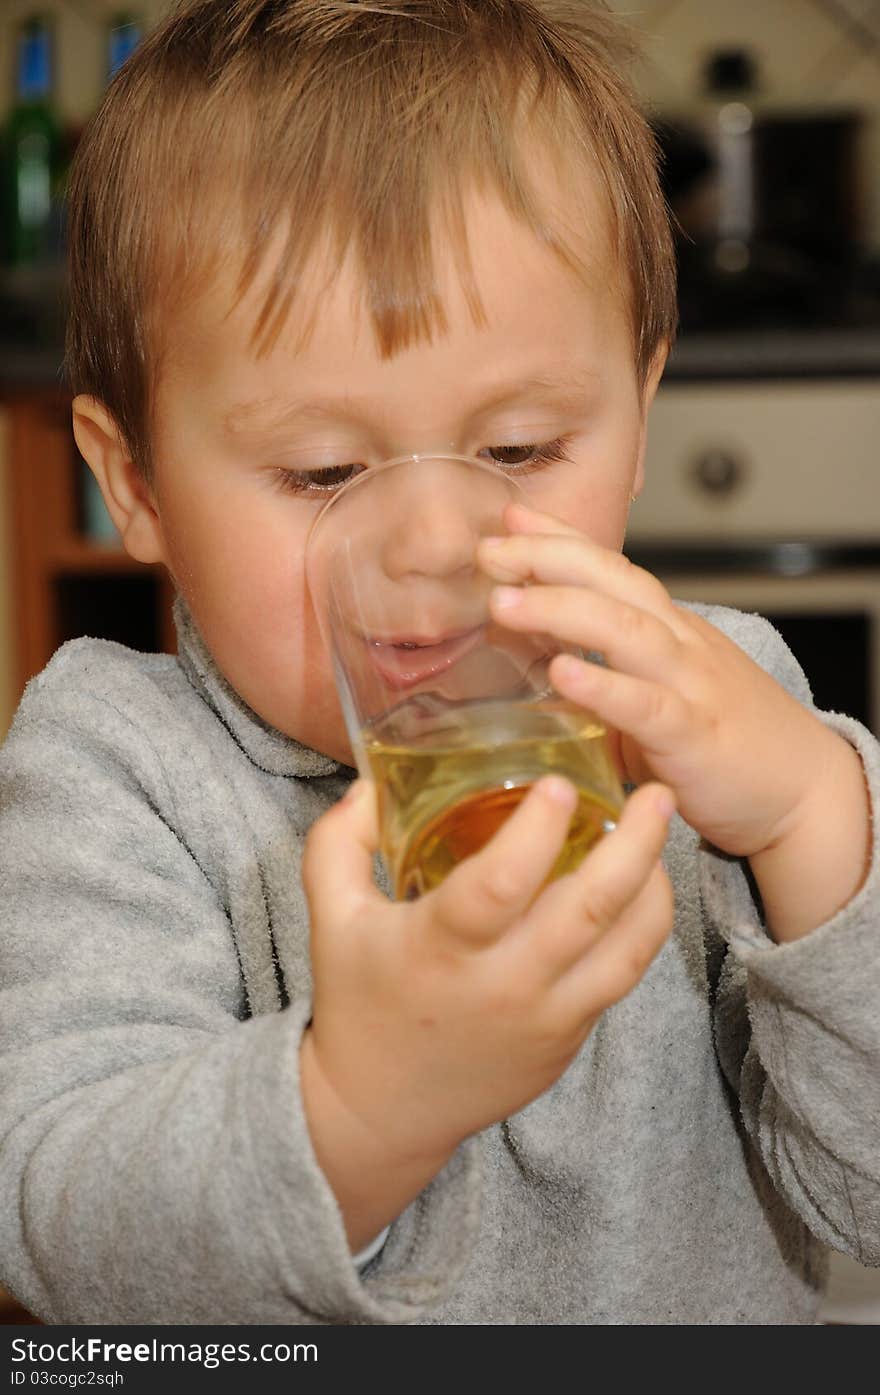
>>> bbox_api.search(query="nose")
[381,504,477,582]
[377,459,489,582]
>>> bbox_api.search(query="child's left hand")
[479,503,871,939]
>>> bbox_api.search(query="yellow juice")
[362,696,623,900]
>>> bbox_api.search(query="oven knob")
[691,448,746,496]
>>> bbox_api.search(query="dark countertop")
[663,325,880,382]
[0,345,67,393]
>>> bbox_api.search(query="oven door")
[625,548,880,737]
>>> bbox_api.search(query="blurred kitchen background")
[0,0,878,1324]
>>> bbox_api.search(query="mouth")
[365,626,485,691]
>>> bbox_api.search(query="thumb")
[301,779,382,925]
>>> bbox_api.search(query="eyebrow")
[222,371,600,438]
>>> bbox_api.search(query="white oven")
[627,379,880,734]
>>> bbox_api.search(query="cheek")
[523,464,634,549]
[224,517,336,709]
[524,409,643,548]
[158,484,314,659]
[170,483,301,600]
[293,558,330,669]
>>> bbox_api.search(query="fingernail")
[481,536,506,549]
[492,585,523,610]
[540,776,578,811]
[656,791,676,820]
[553,654,585,683]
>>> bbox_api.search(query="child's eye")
[273,438,572,495]
[479,438,572,472]
[273,463,366,495]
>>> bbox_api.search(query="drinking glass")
[305,454,624,900]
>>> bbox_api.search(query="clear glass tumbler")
[305,454,623,900]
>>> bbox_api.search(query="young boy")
[1,0,878,1325]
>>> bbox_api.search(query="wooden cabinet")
[4,388,176,710]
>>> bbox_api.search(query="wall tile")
[612,0,880,243]
[627,0,852,106]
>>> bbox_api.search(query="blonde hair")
[66,0,676,477]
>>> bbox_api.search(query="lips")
[365,626,484,691]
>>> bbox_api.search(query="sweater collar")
[174,597,345,779]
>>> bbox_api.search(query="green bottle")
[2,16,61,266]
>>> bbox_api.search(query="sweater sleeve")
[701,610,880,1266]
[0,673,481,1324]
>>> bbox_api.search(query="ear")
[630,342,668,500]
[72,396,166,565]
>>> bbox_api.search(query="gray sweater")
[1,600,878,1325]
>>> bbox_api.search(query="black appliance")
[654,47,878,334]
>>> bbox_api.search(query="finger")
[428,775,579,944]
[478,531,672,621]
[553,861,675,1022]
[489,581,683,684]
[549,655,689,761]
[302,779,384,925]
[518,781,675,978]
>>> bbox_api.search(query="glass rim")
[304,451,524,558]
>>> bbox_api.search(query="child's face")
[145,182,661,764]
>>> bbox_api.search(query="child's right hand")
[299,774,675,1241]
